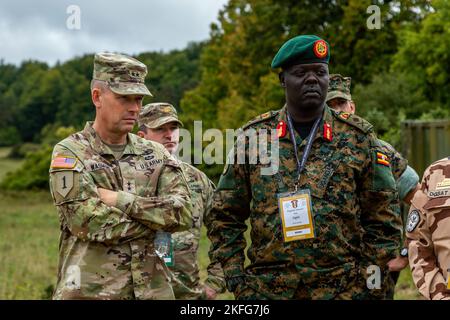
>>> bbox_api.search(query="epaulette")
[377,139,396,152]
[242,110,279,130]
[332,111,373,134]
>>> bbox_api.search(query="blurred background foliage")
[0,0,448,186]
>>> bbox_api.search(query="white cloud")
[0,0,227,65]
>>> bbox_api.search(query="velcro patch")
[406,210,420,233]
[436,178,450,190]
[376,152,390,167]
[51,156,77,169]
[428,189,450,198]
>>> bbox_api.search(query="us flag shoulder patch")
[376,152,390,167]
[51,156,77,169]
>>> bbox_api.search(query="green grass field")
[0,147,422,300]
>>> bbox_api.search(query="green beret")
[271,35,330,69]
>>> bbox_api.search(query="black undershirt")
[292,119,318,140]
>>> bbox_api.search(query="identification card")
[447,268,450,290]
[278,189,315,242]
[154,231,174,267]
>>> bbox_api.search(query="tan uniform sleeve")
[407,166,450,300]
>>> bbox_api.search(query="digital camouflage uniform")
[327,74,410,190]
[49,53,192,300]
[327,73,419,298]
[327,73,419,220]
[208,105,403,300]
[406,157,450,300]
[138,103,226,299]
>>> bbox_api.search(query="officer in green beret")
[208,35,403,299]
[49,52,193,299]
[326,74,420,294]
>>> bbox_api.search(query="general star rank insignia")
[276,121,287,138]
[376,152,390,167]
[123,178,136,194]
[323,122,332,142]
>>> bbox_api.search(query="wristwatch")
[225,276,245,293]
[400,247,408,258]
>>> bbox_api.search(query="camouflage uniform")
[327,74,418,298]
[138,103,226,299]
[327,74,410,192]
[208,105,403,300]
[406,157,450,300]
[49,53,192,300]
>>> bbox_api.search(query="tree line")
[1,0,449,190]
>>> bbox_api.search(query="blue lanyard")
[286,112,322,191]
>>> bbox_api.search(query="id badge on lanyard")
[278,189,315,242]
[277,111,322,242]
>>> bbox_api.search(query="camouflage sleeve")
[207,147,251,284]
[379,140,408,182]
[203,179,226,293]
[359,134,403,298]
[115,158,193,232]
[49,145,151,244]
[406,167,450,300]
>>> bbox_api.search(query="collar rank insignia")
[276,120,287,138]
[323,122,332,142]
[376,152,390,167]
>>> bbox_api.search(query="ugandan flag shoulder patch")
[376,152,390,167]
[51,155,77,169]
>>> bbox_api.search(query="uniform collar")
[277,104,334,145]
[82,121,142,156]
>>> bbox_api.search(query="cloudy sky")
[0,0,228,65]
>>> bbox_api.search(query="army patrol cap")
[271,35,330,69]
[138,102,183,129]
[93,52,152,96]
[327,74,352,102]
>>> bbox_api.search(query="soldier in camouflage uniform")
[208,35,403,300]
[137,103,226,299]
[326,74,420,280]
[49,53,192,300]
[406,158,450,300]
